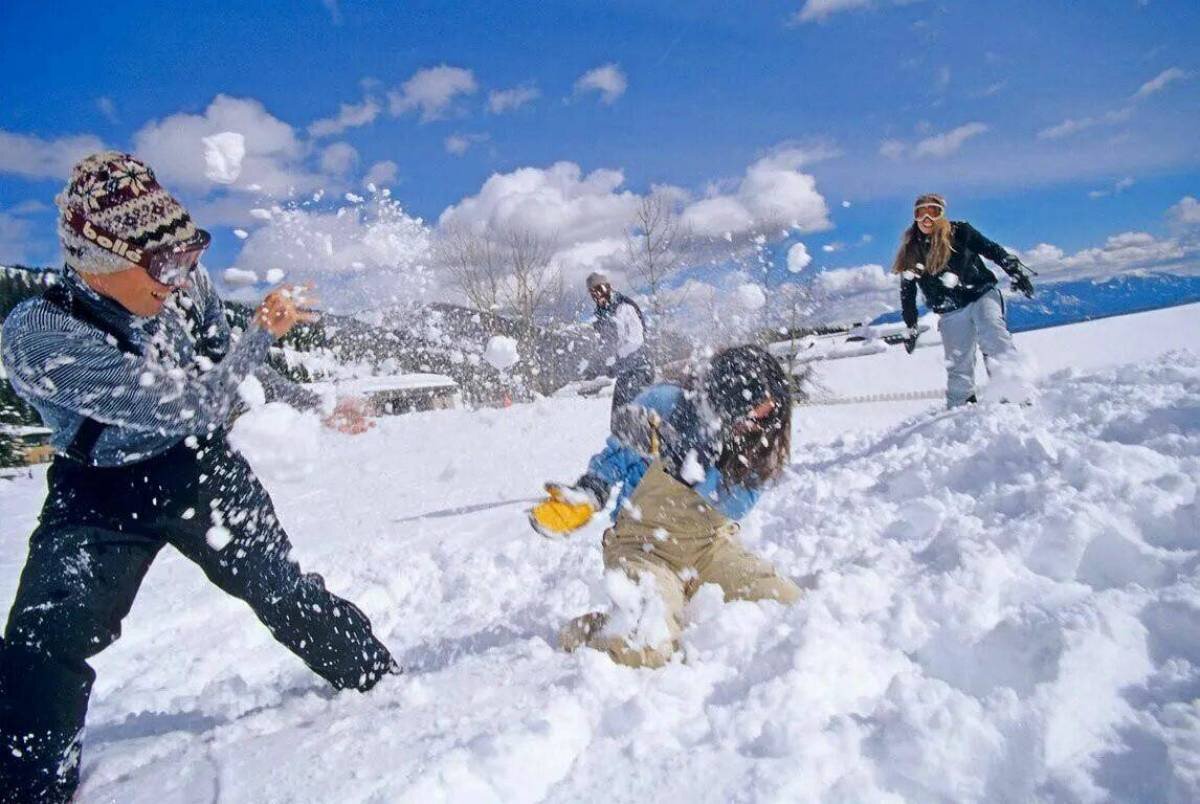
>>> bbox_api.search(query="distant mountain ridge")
[870,272,1200,332]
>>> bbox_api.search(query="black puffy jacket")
[900,221,1019,328]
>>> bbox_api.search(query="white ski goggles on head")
[914,202,945,223]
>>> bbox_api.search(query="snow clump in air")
[484,335,520,370]
[737,283,767,311]
[202,131,245,184]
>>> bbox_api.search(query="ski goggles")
[914,203,945,222]
[65,210,210,286]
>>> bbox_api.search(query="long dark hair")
[704,345,792,489]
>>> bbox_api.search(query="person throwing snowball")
[0,152,395,803]
[529,345,802,668]
[894,193,1036,407]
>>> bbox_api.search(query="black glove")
[903,328,919,354]
[1011,272,1035,299]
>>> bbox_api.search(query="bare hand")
[256,283,319,338]
[323,396,375,435]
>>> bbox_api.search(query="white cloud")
[308,97,381,137]
[1038,107,1134,140]
[787,242,812,272]
[912,122,989,158]
[1020,230,1198,281]
[879,139,906,160]
[0,130,106,180]
[232,197,433,312]
[574,64,628,104]
[319,142,359,175]
[793,0,873,22]
[1133,67,1189,99]
[791,0,923,24]
[679,148,832,238]
[444,133,489,156]
[133,95,319,196]
[388,65,478,122]
[1087,176,1135,199]
[488,84,541,114]
[439,161,639,247]
[812,263,892,296]
[96,96,119,124]
[363,160,399,189]
[1168,196,1200,227]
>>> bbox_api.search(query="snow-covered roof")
[306,373,459,395]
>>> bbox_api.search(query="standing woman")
[894,193,1035,407]
[528,345,802,668]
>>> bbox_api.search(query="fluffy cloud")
[363,160,399,189]
[1020,231,1198,281]
[574,64,628,104]
[438,161,640,247]
[319,142,359,175]
[488,84,540,114]
[1087,176,1134,199]
[308,97,381,138]
[1133,67,1189,100]
[133,95,320,196]
[1168,196,1200,228]
[388,66,477,122]
[679,148,832,238]
[231,197,433,312]
[444,133,489,156]
[0,130,106,180]
[912,122,989,158]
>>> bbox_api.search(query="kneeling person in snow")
[894,193,1036,407]
[588,272,654,425]
[0,152,394,803]
[530,345,802,668]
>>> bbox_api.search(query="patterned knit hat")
[56,151,198,274]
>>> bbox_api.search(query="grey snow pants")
[937,287,1017,407]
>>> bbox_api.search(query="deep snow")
[0,303,1197,802]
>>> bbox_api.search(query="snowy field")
[1,303,1198,803]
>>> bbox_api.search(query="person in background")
[529,345,802,668]
[587,272,655,423]
[893,193,1036,407]
[0,152,394,803]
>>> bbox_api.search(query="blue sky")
[1,0,1197,312]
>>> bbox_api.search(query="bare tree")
[625,192,689,323]
[499,226,562,340]
[434,223,505,314]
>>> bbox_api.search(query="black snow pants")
[610,348,655,427]
[0,433,395,803]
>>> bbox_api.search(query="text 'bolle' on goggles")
[65,210,210,287]
[914,202,945,223]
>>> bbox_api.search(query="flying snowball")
[202,131,245,184]
[786,242,812,273]
[940,273,961,288]
[484,335,520,370]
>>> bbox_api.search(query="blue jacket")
[578,384,761,522]
[1,267,318,466]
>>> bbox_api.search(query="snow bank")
[0,309,1196,802]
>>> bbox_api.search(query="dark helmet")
[704,345,791,427]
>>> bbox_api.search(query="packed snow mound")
[0,335,1196,801]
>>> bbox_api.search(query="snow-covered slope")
[0,305,1197,802]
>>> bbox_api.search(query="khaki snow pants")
[562,460,801,668]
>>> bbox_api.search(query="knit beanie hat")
[913,193,946,214]
[56,151,198,275]
[586,272,610,290]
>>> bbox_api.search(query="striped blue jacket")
[1,267,317,466]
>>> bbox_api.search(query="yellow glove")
[529,483,596,538]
